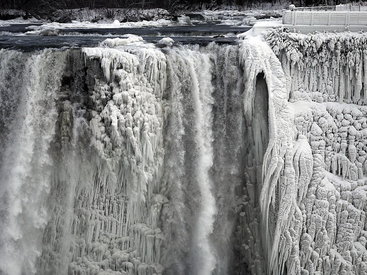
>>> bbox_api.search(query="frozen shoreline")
[0,7,285,25]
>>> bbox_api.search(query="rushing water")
[0,39,269,275]
[0,23,250,50]
[0,49,67,274]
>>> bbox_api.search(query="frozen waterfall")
[1,30,367,275]
[0,43,254,275]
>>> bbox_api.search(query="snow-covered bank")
[51,8,171,23]
[0,7,285,28]
[0,8,172,23]
[0,9,27,20]
[0,16,40,27]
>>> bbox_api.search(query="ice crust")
[258,30,367,274]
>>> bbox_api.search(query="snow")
[190,8,284,26]
[157,37,174,47]
[52,7,170,22]
[0,17,41,26]
[238,19,282,38]
[196,8,284,20]
[24,18,173,35]
[99,35,145,47]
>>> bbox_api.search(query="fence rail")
[293,4,367,11]
[283,10,367,26]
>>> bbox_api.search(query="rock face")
[263,30,367,275]
[0,31,367,275]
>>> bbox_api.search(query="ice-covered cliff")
[262,30,367,274]
[0,30,367,275]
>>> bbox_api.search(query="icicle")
[293,135,313,203]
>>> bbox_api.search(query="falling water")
[0,41,266,275]
[186,50,217,275]
[0,49,67,275]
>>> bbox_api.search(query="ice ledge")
[238,20,282,38]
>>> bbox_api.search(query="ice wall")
[256,30,367,274]
[35,44,169,275]
[236,36,295,275]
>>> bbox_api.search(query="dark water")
[0,22,250,49]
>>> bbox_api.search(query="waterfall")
[0,49,67,275]
[185,50,216,275]
[160,47,218,275]
[0,37,291,275]
[6,31,367,275]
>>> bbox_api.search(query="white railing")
[283,11,367,26]
[282,10,367,32]
[293,4,367,11]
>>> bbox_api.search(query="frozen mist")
[0,29,367,275]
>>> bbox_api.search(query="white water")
[0,49,67,275]
[187,51,217,275]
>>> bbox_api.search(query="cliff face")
[262,30,367,274]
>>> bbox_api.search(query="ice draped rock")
[240,36,295,274]
[257,30,367,274]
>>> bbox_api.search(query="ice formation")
[261,30,367,274]
[1,29,367,275]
